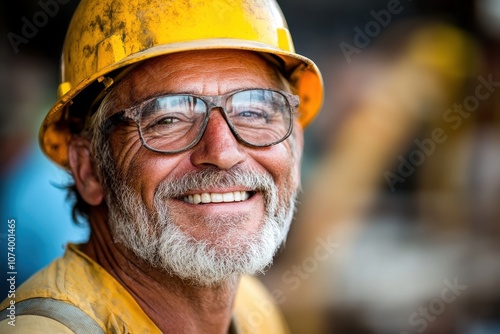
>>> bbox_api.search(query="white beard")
[105,167,297,286]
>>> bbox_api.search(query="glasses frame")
[103,88,299,154]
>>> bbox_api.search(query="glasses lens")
[133,89,294,153]
[227,90,292,146]
[139,95,207,152]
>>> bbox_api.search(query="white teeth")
[223,192,234,202]
[234,191,242,201]
[211,193,223,203]
[201,193,211,203]
[242,191,249,200]
[182,191,251,204]
[193,194,201,204]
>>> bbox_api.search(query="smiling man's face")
[91,49,303,285]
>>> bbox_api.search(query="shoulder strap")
[0,298,104,334]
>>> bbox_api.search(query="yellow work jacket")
[0,244,290,333]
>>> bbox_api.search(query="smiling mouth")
[182,191,253,204]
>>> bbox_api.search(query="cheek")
[252,142,300,192]
[110,132,189,208]
[109,127,142,168]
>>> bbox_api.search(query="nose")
[189,109,247,169]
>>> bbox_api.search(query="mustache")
[154,167,276,199]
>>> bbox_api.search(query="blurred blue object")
[0,142,90,296]
[462,320,500,334]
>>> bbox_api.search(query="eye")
[232,109,271,126]
[238,110,269,120]
[145,114,190,132]
[156,116,179,125]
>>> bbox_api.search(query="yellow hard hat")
[40,0,324,168]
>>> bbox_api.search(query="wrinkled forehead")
[137,49,285,73]
[107,50,290,109]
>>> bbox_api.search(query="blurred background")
[1,1,500,333]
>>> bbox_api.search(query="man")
[0,0,323,332]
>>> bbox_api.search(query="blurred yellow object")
[39,0,324,168]
[404,22,482,100]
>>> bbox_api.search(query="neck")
[82,207,239,334]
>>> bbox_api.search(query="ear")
[68,137,104,206]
